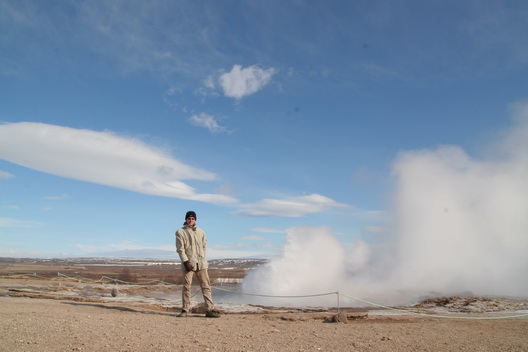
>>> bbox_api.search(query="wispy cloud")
[0,246,53,258]
[234,193,349,217]
[1,2,228,79]
[168,64,276,132]
[219,65,276,99]
[0,170,15,179]
[44,194,69,200]
[73,240,268,259]
[362,225,385,236]
[251,227,284,234]
[239,235,270,241]
[0,122,238,204]
[73,240,173,254]
[188,113,227,133]
[209,243,273,259]
[0,217,43,228]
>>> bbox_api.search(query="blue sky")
[1,1,528,260]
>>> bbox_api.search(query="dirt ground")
[1,295,528,352]
[1,260,528,351]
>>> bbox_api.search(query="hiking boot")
[205,310,221,318]
[178,310,188,317]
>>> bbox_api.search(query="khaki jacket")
[175,224,208,271]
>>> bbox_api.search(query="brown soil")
[1,259,527,351]
[2,296,528,352]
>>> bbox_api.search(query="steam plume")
[242,103,528,306]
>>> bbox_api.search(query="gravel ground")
[1,296,528,352]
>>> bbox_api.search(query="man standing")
[176,211,220,318]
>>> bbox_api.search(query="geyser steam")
[242,226,348,306]
[242,103,528,305]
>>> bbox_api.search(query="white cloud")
[188,113,227,133]
[0,217,43,228]
[211,243,247,250]
[162,86,182,108]
[0,122,238,204]
[234,193,349,217]
[219,65,276,99]
[44,194,69,200]
[203,76,215,89]
[70,240,271,259]
[255,242,275,250]
[73,240,173,253]
[208,243,273,259]
[251,227,284,234]
[207,247,271,259]
[215,183,236,196]
[0,248,54,258]
[362,225,385,234]
[239,235,270,241]
[0,170,15,179]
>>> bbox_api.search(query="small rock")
[332,312,348,324]
[111,288,119,297]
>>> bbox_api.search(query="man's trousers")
[181,269,214,312]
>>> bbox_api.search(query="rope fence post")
[337,291,340,313]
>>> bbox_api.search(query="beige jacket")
[175,224,208,271]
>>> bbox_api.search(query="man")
[175,211,220,318]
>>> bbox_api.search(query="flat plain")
[1,258,527,352]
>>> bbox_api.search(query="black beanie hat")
[185,211,197,220]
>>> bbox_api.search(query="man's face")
[186,217,195,226]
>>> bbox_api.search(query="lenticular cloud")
[0,122,237,204]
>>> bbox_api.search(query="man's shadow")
[61,301,177,316]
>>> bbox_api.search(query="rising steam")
[242,102,528,306]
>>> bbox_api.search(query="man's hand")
[184,261,194,272]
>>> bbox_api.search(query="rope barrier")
[2,272,527,320]
[213,286,337,299]
[338,292,528,320]
[211,286,528,319]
